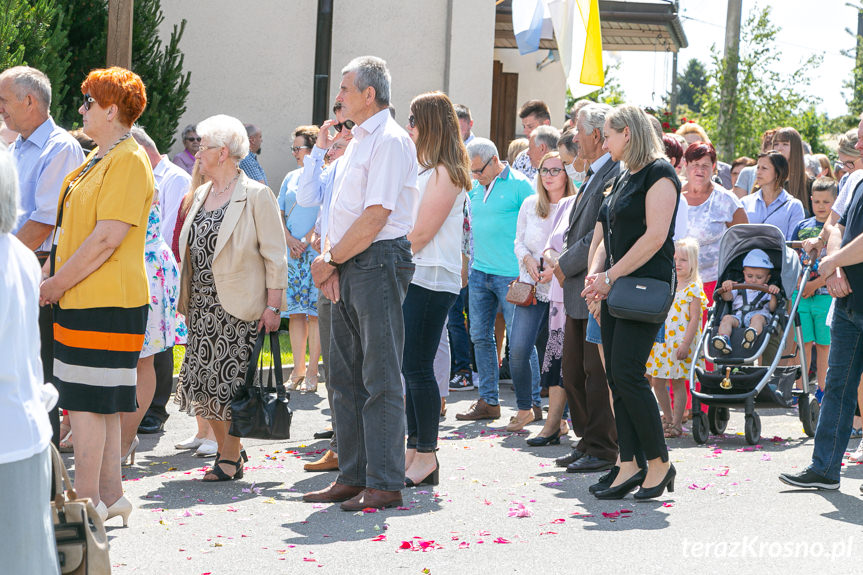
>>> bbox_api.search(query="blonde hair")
[676,122,711,144]
[507,137,528,165]
[535,152,574,218]
[411,91,472,191]
[607,105,665,171]
[675,237,701,286]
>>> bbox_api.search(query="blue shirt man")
[11,117,85,252]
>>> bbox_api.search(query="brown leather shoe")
[505,410,534,432]
[455,399,501,420]
[302,481,363,503]
[340,488,403,511]
[303,450,339,472]
[532,405,544,422]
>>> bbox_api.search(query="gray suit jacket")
[557,157,621,319]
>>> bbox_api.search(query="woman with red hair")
[39,67,153,526]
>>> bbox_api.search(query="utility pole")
[717,0,742,161]
[670,1,680,120]
[107,0,134,69]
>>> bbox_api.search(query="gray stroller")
[689,224,820,445]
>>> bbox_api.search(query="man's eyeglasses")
[334,120,355,132]
[539,167,564,177]
[82,94,96,111]
[408,115,416,129]
[185,136,201,142]
[472,156,493,176]
[841,159,858,171]
[292,146,310,153]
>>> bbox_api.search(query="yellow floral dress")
[646,281,708,379]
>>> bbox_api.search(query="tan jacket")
[178,171,288,322]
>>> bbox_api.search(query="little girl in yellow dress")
[647,238,707,437]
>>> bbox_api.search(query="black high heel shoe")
[526,429,561,446]
[634,464,676,500]
[215,449,249,463]
[593,468,647,500]
[405,453,439,487]
[588,466,620,494]
[202,457,244,482]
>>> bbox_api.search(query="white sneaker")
[849,439,863,463]
[194,438,218,457]
[175,434,205,450]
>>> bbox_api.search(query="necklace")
[212,172,240,199]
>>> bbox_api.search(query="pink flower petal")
[493,537,511,544]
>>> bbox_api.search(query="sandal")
[59,429,74,453]
[202,457,244,482]
[288,374,305,391]
[301,372,318,393]
[664,424,683,438]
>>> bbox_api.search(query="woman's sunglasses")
[82,94,96,111]
[408,115,416,129]
[334,119,355,132]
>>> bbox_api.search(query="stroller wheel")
[800,396,819,437]
[708,406,729,435]
[744,412,761,445]
[692,412,710,445]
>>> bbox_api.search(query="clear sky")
[609,0,858,118]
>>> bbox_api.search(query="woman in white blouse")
[0,149,59,573]
[508,152,575,437]
[402,92,472,488]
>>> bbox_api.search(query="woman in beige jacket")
[175,114,288,482]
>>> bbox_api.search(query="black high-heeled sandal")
[405,453,439,487]
[526,429,561,446]
[634,464,676,500]
[202,457,244,482]
[593,468,647,500]
[215,450,249,463]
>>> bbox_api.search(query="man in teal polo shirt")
[456,138,535,420]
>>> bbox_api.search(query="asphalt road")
[84,382,863,575]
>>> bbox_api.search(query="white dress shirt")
[327,109,419,246]
[153,154,191,243]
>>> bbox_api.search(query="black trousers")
[599,302,668,463]
[146,347,175,421]
[39,301,60,446]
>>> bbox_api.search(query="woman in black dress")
[581,104,680,500]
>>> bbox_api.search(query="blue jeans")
[809,304,863,481]
[403,284,458,452]
[468,270,517,406]
[510,301,546,410]
[447,285,472,374]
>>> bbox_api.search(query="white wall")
[493,48,568,136]
[158,1,499,180]
[159,0,317,189]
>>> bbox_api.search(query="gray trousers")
[0,446,60,574]
[318,295,337,453]
[329,238,414,491]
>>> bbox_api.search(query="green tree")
[696,4,824,160]
[57,0,190,150]
[1,0,71,119]
[676,58,707,113]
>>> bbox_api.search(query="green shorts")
[793,292,832,346]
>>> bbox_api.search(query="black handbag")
[607,274,675,323]
[229,331,293,440]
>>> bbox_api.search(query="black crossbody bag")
[604,171,675,324]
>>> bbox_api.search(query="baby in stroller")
[711,248,780,355]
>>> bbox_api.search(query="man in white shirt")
[455,104,475,145]
[303,56,419,511]
[130,126,191,434]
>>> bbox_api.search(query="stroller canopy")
[715,224,801,298]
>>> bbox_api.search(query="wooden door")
[490,60,518,159]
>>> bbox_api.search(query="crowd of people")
[2,54,863,570]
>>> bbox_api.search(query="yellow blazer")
[54,137,154,309]
[178,171,288,322]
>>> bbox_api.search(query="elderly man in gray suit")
[553,103,620,473]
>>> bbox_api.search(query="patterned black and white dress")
[174,202,257,420]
